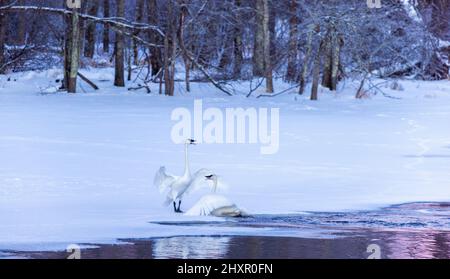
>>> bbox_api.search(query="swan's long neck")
[183,143,191,178]
[212,177,218,193]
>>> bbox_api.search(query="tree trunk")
[179,0,190,92]
[164,0,176,96]
[68,7,81,93]
[233,0,243,79]
[218,32,233,71]
[0,5,7,74]
[253,0,265,77]
[114,0,125,87]
[16,0,26,45]
[127,47,132,81]
[163,35,171,95]
[299,24,317,95]
[269,0,276,61]
[218,1,233,72]
[330,32,342,91]
[321,28,332,89]
[263,0,273,93]
[78,1,88,58]
[169,23,177,97]
[147,0,163,76]
[311,41,324,101]
[133,0,145,65]
[285,0,299,82]
[417,0,450,79]
[418,0,450,40]
[84,0,99,58]
[63,0,71,90]
[103,0,110,53]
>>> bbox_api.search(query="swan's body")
[157,167,213,210]
[185,175,246,218]
[185,194,244,217]
[154,139,212,213]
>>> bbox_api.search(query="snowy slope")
[1,69,450,251]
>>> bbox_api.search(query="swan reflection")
[152,236,231,259]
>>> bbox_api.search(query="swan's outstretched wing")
[189,170,229,194]
[154,166,177,193]
[185,168,214,194]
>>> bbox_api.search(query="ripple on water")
[234,202,450,232]
[152,203,450,232]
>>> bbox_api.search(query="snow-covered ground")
[1,68,450,251]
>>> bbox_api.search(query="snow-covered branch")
[0,5,165,37]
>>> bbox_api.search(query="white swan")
[186,174,247,218]
[154,139,212,213]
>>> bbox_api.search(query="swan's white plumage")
[155,167,216,206]
[154,140,238,214]
[185,171,228,194]
[154,167,177,194]
[154,140,215,211]
[185,194,244,217]
[186,174,246,217]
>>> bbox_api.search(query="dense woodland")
[0,0,449,99]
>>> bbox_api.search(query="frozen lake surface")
[1,70,450,255]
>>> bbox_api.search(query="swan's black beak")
[205,175,214,180]
[189,139,197,145]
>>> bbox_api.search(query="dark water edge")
[8,230,450,259]
[4,202,450,259]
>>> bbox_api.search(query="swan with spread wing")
[154,139,213,213]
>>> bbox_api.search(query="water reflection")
[382,230,450,259]
[8,232,450,259]
[152,236,231,259]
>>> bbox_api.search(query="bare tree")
[164,0,177,96]
[133,0,145,65]
[178,0,191,92]
[84,0,99,58]
[233,0,243,79]
[330,31,343,91]
[78,1,88,58]
[321,26,332,89]
[147,0,162,76]
[114,0,125,87]
[320,22,341,91]
[253,0,273,92]
[102,0,110,53]
[417,0,450,79]
[285,0,299,82]
[311,41,324,101]
[299,24,317,95]
[0,3,7,74]
[68,3,81,93]
[16,0,26,45]
[263,0,273,93]
[253,0,265,77]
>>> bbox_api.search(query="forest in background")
[0,0,449,99]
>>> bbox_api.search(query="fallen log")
[77,72,99,90]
